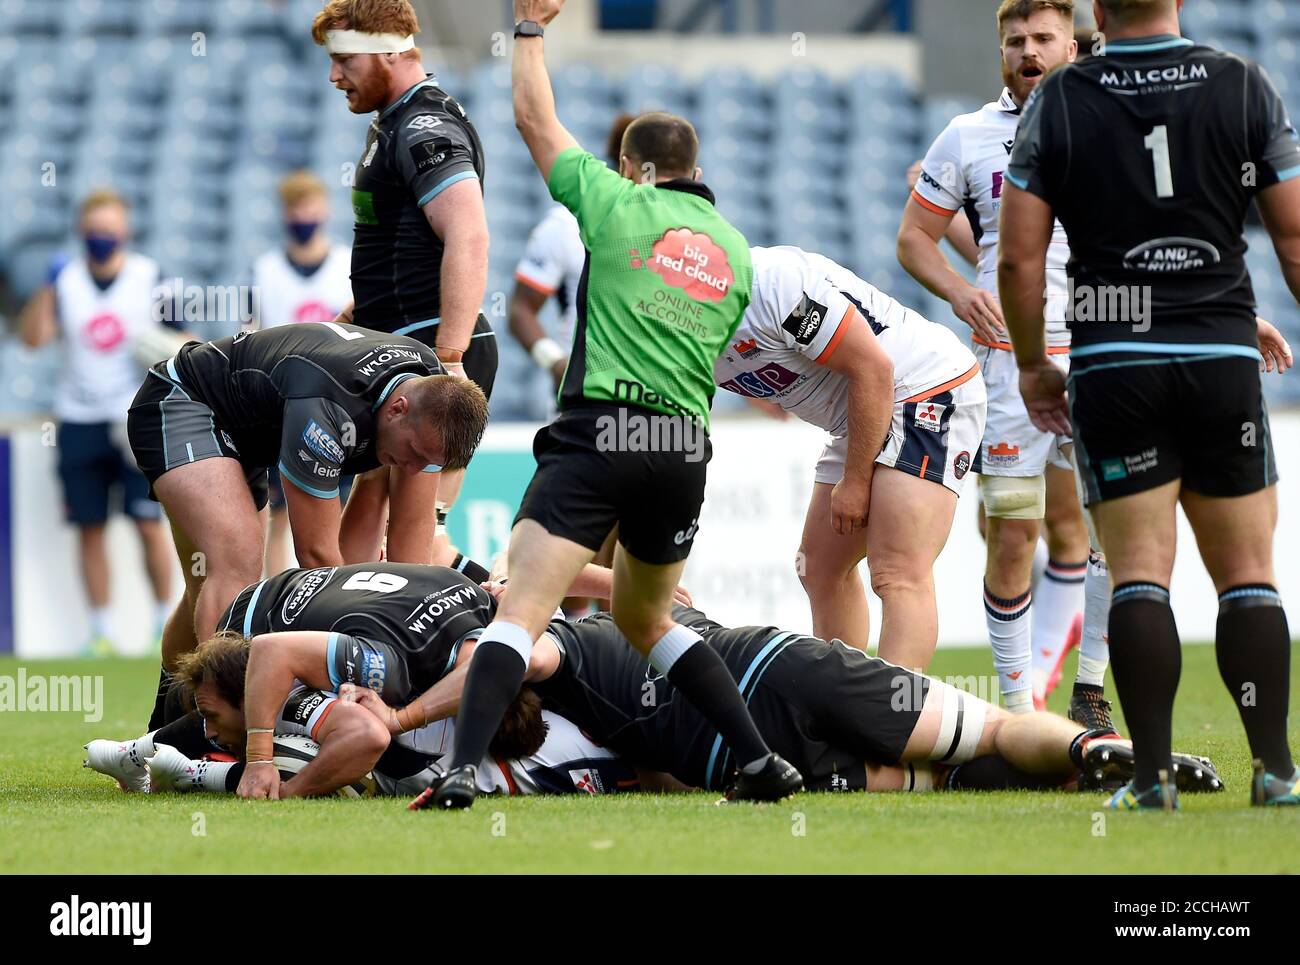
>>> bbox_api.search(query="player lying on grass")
[85,635,639,799]
[88,561,682,798]
[400,603,1222,801]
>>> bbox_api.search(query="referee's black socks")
[447,623,533,771]
[1215,585,1293,776]
[652,625,772,771]
[1108,583,1181,789]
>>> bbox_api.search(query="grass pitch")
[2,645,1296,874]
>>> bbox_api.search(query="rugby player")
[999,0,1300,807]
[126,324,488,728]
[19,189,180,655]
[86,637,636,800]
[386,602,1221,800]
[714,244,985,669]
[245,170,353,577]
[311,0,497,577]
[426,0,801,809]
[898,0,1101,721]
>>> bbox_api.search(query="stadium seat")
[0,0,61,35]
[139,0,212,38]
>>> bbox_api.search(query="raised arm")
[512,0,578,183]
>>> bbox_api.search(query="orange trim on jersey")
[919,455,930,478]
[814,305,856,364]
[495,757,519,796]
[513,271,556,296]
[901,363,981,404]
[309,700,337,742]
[910,189,959,217]
[972,334,1071,354]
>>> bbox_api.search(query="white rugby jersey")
[714,246,977,435]
[913,87,1072,348]
[52,252,164,424]
[250,245,353,329]
[513,204,584,345]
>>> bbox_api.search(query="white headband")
[325,29,415,55]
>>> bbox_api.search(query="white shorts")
[815,364,986,495]
[972,344,1072,477]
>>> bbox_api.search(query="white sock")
[1076,549,1111,687]
[985,583,1034,711]
[194,759,237,792]
[90,606,112,639]
[647,623,701,676]
[1030,558,1086,700]
[130,731,158,766]
[1029,538,1049,593]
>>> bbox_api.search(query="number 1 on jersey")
[1144,124,1174,199]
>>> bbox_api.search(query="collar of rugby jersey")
[379,73,442,119]
[653,177,717,206]
[1104,33,1194,54]
[997,87,1022,115]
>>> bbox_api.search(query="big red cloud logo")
[647,228,733,302]
[85,312,126,352]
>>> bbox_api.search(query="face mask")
[84,234,121,263]
[286,221,322,245]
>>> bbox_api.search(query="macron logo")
[50,895,151,945]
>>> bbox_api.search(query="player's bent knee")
[979,474,1046,520]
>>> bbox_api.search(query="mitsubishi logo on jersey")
[569,769,605,794]
[84,311,126,351]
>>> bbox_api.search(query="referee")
[420,0,802,809]
[999,0,1300,808]
[311,0,497,574]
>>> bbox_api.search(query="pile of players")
[84,0,1298,811]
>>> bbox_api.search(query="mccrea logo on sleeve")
[781,294,828,346]
[302,420,345,465]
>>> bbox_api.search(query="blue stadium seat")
[215,0,284,37]
[12,96,82,141]
[58,0,139,36]
[0,0,61,35]
[1257,0,1300,37]
[139,0,212,38]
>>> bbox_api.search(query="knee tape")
[979,473,1046,519]
[928,683,989,765]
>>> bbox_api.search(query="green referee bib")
[547,146,753,433]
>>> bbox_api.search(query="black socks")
[1108,583,1181,789]
[1215,585,1293,776]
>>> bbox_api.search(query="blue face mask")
[286,221,321,245]
[84,234,121,263]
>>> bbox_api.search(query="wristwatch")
[514,19,544,39]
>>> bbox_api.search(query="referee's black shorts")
[401,312,498,402]
[1068,351,1277,506]
[516,403,710,565]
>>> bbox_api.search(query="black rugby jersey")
[351,75,486,336]
[166,323,442,497]
[1007,35,1300,353]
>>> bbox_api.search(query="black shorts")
[709,634,929,791]
[56,421,160,525]
[400,312,498,402]
[515,403,711,565]
[1068,351,1277,506]
[126,369,271,511]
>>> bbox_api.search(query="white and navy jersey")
[394,711,636,796]
[913,88,1072,348]
[714,245,976,434]
[1009,36,1300,351]
[53,252,167,423]
[350,74,485,333]
[250,246,353,330]
[164,323,442,496]
[514,205,584,346]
